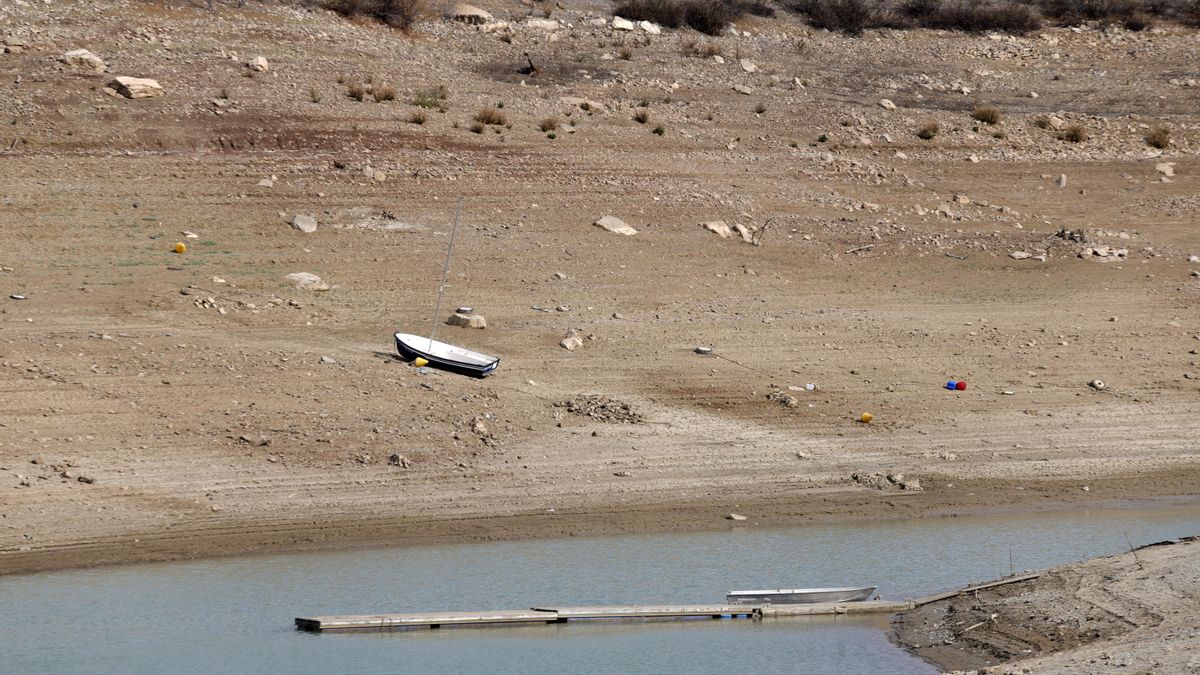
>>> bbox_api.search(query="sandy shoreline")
[893,534,1200,673]
[3,471,1198,577]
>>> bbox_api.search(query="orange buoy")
[859,412,874,424]
[413,357,429,367]
[173,242,187,254]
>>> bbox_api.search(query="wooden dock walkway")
[295,600,914,632]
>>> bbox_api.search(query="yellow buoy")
[413,357,429,367]
[173,242,187,254]
[859,412,874,424]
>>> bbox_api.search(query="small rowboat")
[726,586,877,605]
[395,332,500,378]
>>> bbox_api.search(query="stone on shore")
[108,76,164,99]
[594,215,637,236]
[446,313,487,329]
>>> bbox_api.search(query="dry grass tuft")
[475,107,507,126]
[408,110,428,125]
[1060,124,1088,143]
[973,104,1001,125]
[373,84,397,102]
[347,82,366,101]
[1144,126,1170,149]
[917,120,939,140]
[633,108,650,124]
[539,117,559,132]
[323,0,427,31]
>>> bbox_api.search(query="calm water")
[3,501,1198,674]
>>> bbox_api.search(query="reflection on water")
[2,500,1197,674]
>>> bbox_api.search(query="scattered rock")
[285,272,330,291]
[732,84,753,95]
[1055,174,1068,188]
[108,76,164,99]
[638,20,661,34]
[613,470,633,477]
[238,434,271,446]
[739,58,757,73]
[726,513,748,521]
[557,394,644,423]
[1009,251,1033,260]
[767,390,800,408]
[560,329,584,351]
[446,312,487,329]
[612,16,635,30]
[878,98,897,111]
[290,214,317,233]
[77,476,95,484]
[450,3,492,24]
[1155,162,1175,177]
[694,346,713,355]
[387,453,410,468]
[318,355,337,364]
[593,215,637,236]
[61,48,106,73]
[1088,379,1106,391]
[524,18,561,31]
[247,56,269,72]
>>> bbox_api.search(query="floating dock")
[295,600,914,633]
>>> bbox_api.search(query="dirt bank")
[894,536,1200,673]
[1,1,1198,576]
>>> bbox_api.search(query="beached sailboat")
[395,200,500,378]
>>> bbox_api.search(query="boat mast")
[428,198,463,349]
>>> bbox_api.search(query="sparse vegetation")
[469,121,484,134]
[539,117,560,132]
[754,102,767,114]
[786,0,1039,34]
[1034,117,1052,130]
[917,121,939,140]
[372,84,397,102]
[683,40,723,57]
[619,46,634,60]
[633,109,650,124]
[217,88,230,100]
[322,0,428,31]
[1060,123,1088,143]
[817,133,829,143]
[347,82,366,102]
[475,106,507,126]
[973,104,1002,125]
[547,132,557,139]
[412,86,449,109]
[408,110,427,124]
[309,87,322,103]
[1145,126,1170,149]
[652,124,666,135]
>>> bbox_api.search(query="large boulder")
[450,3,492,24]
[61,48,106,73]
[446,313,487,329]
[108,76,163,99]
[594,215,637,236]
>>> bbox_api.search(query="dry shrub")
[1060,124,1088,143]
[787,0,877,34]
[1144,126,1170,149]
[408,110,427,124]
[309,87,322,103]
[373,84,397,102]
[917,120,939,140]
[792,0,1038,34]
[323,0,427,30]
[347,81,366,101]
[923,2,1040,33]
[633,108,650,124]
[475,106,507,126]
[412,86,448,109]
[539,117,559,132]
[619,46,634,60]
[469,121,484,134]
[973,104,1002,124]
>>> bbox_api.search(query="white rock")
[878,98,897,111]
[1046,115,1066,130]
[638,20,660,34]
[1055,174,1067,188]
[560,330,584,351]
[732,84,753,95]
[258,178,274,188]
[61,48,106,73]
[739,58,756,73]
[318,355,336,364]
[108,76,163,99]
[702,221,733,238]
[450,3,492,24]
[446,313,487,329]
[594,215,637,236]
[1188,255,1199,263]
[712,55,725,64]
[247,56,269,72]
[290,214,317,233]
[726,513,748,521]
[285,272,329,291]
[1155,162,1175,177]
[524,18,560,31]
[612,16,635,30]
[1009,251,1033,260]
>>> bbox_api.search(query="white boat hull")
[726,586,877,605]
